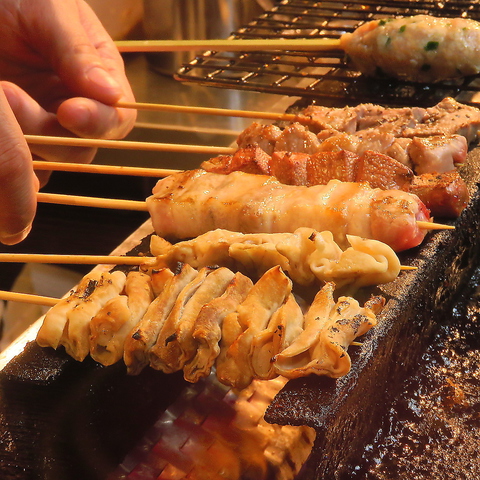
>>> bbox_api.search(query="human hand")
[0,0,136,244]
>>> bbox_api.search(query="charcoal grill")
[176,0,480,107]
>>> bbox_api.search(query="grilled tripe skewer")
[37,270,127,361]
[89,271,154,366]
[274,284,384,379]
[33,263,383,389]
[148,227,404,292]
[123,264,196,375]
[216,266,293,390]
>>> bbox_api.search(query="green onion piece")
[399,25,406,33]
[424,41,439,51]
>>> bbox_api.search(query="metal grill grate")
[175,0,480,107]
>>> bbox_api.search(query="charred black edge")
[264,143,480,477]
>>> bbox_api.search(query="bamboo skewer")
[25,135,235,155]
[32,161,181,178]
[0,253,416,273]
[0,290,58,307]
[0,253,154,266]
[416,221,455,230]
[36,192,148,211]
[115,38,342,53]
[115,101,300,122]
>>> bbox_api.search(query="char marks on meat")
[235,99,480,176]
[202,147,467,218]
[410,171,469,218]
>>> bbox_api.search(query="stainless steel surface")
[176,0,480,107]
[96,53,298,169]
[143,0,270,75]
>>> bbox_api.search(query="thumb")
[0,87,38,245]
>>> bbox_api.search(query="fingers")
[26,0,134,106]
[57,96,136,139]
[1,82,97,174]
[0,86,38,245]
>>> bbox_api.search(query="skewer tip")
[417,220,455,231]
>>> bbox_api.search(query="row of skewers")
[1,14,479,480]
[2,14,478,388]
[1,93,473,390]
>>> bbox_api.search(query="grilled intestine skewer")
[34,264,384,389]
[148,227,402,292]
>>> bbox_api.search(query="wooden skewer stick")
[115,101,300,122]
[0,290,59,307]
[32,161,181,178]
[25,135,235,155]
[115,38,342,53]
[417,220,455,230]
[37,192,148,211]
[0,252,415,271]
[0,253,155,266]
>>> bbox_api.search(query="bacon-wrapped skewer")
[146,169,431,252]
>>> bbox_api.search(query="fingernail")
[86,66,122,97]
[0,224,32,245]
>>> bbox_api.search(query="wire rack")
[175,0,480,107]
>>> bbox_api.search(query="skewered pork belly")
[340,15,480,83]
[202,146,469,217]
[146,169,431,252]
[410,170,469,218]
[148,227,402,291]
[203,145,414,190]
